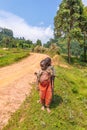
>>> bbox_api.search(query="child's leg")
[39,81,50,111]
[40,90,46,110]
[45,90,52,113]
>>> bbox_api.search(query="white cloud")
[0,10,53,43]
[82,0,87,6]
[39,22,44,26]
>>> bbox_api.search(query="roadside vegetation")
[0,48,30,67]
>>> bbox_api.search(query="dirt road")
[0,53,48,130]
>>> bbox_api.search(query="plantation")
[2,64,87,130]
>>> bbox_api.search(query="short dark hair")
[40,57,51,70]
[44,57,51,66]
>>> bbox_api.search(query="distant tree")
[54,0,84,63]
[2,28,13,37]
[36,39,42,46]
[80,6,87,61]
[11,38,17,48]
[0,27,13,47]
[43,41,51,48]
[26,40,33,48]
[0,27,35,49]
[43,38,57,48]
[70,41,82,58]
[3,28,13,37]
[2,37,11,47]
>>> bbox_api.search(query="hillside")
[2,55,87,130]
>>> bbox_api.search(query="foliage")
[79,6,87,62]
[0,27,13,38]
[35,39,42,46]
[54,0,84,63]
[0,27,42,50]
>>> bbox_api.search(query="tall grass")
[3,65,87,130]
[0,48,30,67]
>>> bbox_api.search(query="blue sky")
[0,0,87,43]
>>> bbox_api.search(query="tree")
[2,37,11,47]
[80,6,87,61]
[0,28,13,38]
[36,39,42,46]
[54,0,84,63]
[26,40,33,48]
[3,28,13,37]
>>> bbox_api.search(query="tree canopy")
[54,0,86,63]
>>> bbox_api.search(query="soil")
[0,53,48,130]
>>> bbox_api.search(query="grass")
[62,54,87,67]
[2,65,87,130]
[0,48,30,67]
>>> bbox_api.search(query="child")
[35,57,55,113]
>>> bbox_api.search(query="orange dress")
[39,79,52,107]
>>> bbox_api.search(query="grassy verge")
[0,48,30,67]
[2,66,87,130]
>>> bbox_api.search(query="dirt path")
[0,53,48,130]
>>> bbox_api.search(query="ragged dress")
[37,67,53,107]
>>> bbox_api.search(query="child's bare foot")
[41,106,45,111]
[46,107,51,113]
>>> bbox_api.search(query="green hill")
[0,27,13,38]
[3,64,87,130]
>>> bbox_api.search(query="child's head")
[40,60,46,70]
[40,57,51,70]
[44,57,51,66]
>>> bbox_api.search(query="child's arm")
[34,70,42,91]
[34,72,40,91]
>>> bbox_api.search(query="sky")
[0,0,87,43]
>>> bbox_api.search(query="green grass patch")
[2,66,87,130]
[0,48,30,67]
[62,54,87,67]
